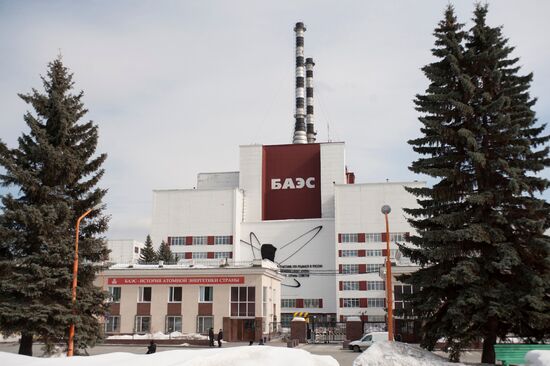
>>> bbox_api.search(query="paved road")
[0,341,359,366]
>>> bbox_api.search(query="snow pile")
[107,332,208,340]
[353,341,466,366]
[526,350,550,366]
[0,334,20,343]
[0,346,337,366]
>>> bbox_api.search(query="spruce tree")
[157,240,174,263]
[139,235,157,264]
[0,57,109,355]
[402,4,550,363]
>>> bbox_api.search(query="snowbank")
[526,350,550,366]
[353,341,466,366]
[0,346,337,366]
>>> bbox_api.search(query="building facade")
[150,142,424,328]
[96,260,282,341]
[107,239,144,264]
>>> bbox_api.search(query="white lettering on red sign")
[107,277,245,285]
[271,177,315,190]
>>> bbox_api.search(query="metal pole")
[384,213,394,341]
[67,208,93,357]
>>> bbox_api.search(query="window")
[108,287,121,303]
[214,236,231,245]
[197,316,213,333]
[341,233,358,243]
[135,316,151,333]
[390,232,407,242]
[192,252,207,259]
[169,287,182,302]
[281,299,296,308]
[342,298,360,308]
[368,298,385,308]
[341,250,359,257]
[166,316,182,333]
[365,233,382,242]
[281,313,293,327]
[366,264,383,273]
[170,237,185,246]
[230,286,255,317]
[342,281,360,291]
[304,299,321,308]
[342,264,359,274]
[214,251,232,259]
[366,250,383,257]
[174,253,186,261]
[138,287,152,302]
[105,316,120,333]
[199,286,213,302]
[263,286,268,316]
[367,281,385,291]
[193,236,207,245]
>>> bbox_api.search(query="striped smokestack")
[292,22,307,144]
[305,57,316,143]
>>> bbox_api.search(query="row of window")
[340,264,383,274]
[109,286,214,303]
[340,232,409,243]
[339,315,386,323]
[169,236,232,246]
[339,249,398,257]
[173,252,232,260]
[280,299,323,308]
[340,281,385,291]
[341,298,386,308]
[105,315,214,334]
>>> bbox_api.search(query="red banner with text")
[107,277,245,285]
[262,144,321,220]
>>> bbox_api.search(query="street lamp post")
[67,204,101,357]
[381,204,394,342]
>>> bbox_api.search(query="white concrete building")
[150,142,424,327]
[107,239,144,264]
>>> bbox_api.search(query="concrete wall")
[108,240,144,264]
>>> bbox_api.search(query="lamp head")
[381,205,391,215]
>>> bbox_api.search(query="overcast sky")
[1,1,549,243]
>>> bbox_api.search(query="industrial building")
[106,22,423,339]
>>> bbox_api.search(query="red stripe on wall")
[338,234,342,243]
[358,233,365,242]
[358,249,366,257]
[339,298,344,307]
[207,236,214,245]
[185,252,192,259]
[207,252,214,259]
[186,236,193,245]
[339,264,343,274]
[338,250,342,257]
[381,232,387,242]
[358,264,366,274]
[229,236,233,244]
[319,299,323,308]
[360,298,368,308]
[359,281,367,291]
[296,299,304,308]
[167,237,172,245]
[339,281,343,291]
[382,249,388,256]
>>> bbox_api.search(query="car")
[348,332,388,352]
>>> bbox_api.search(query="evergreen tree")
[402,4,550,363]
[157,240,173,263]
[0,57,109,355]
[139,235,157,264]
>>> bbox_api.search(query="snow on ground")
[0,346,338,366]
[353,341,466,366]
[0,334,20,343]
[526,350,550,366]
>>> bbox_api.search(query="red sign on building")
[107,277,245,285]
[262,144,321,220]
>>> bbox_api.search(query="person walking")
[208,328,215,347]
[146,340,157,354]
[217,329,223,347]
